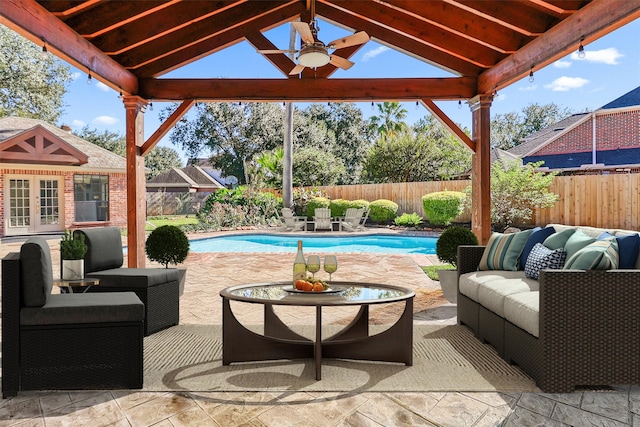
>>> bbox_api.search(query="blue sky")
[58,17,640,163]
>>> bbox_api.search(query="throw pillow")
[564,239,619,270]
[479,229,533,271]
[543,228,576,250]
[524,243,567,280]
[564,230,596,260]
[519,226,556,270]
[613,233,640,269]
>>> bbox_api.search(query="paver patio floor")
[1,231,638,426]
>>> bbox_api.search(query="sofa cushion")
[76,227,123,273]
[564,230,596,260]
[606,232,640,269]
[564,239,619,270]
[479,230,532,271]
[459,271,526,301]
[543,228,576,250]
[477,277,539,317]
[20,292,144,325]
[20,237,54,307]
[85,268,180,288]
[524,243,567,280]
[504,291,540,338]
[519,226,556,270]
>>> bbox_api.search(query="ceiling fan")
[257,0,369,75]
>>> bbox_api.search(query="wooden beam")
[140,100,194,157]
[0,0,138,94]
[478,0,640,94]
[312,43,364,78]
[138,77,477,102]
[470,95,493,244]
[420,99,475,151]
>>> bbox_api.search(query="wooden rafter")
[420,99,475,151]
[140,100,194,157]
[312,44,365,78]
[245,31,297,77]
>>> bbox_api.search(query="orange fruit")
[303,281,313,292]
[295,279,306,290]
[313,283,324,292]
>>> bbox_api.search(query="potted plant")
[60,230,88,280]
[435,226,478,303]
[145,225,190,295]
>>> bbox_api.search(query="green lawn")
[146,215,198,231]
[421,264,454,281]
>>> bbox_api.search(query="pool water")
[189,233,437,254]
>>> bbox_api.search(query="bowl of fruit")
[288,277,340,294]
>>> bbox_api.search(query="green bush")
[145,225,190,268]
[394,212,423,227]
[436,226,478,267]
[329,199,351,217]
[198,186,281,227]
[349,199,370,210]
[422,191,465,226]
[61,230,87,260]
[292,187,326,216]
[368,199,398,223]
[305,196,331,218]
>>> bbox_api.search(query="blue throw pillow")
[519,226,556,270]
[614,233,640,269]
[524,243,567,280]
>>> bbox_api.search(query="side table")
[54,278,100,294]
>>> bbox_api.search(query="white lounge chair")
[340,208,364,232]
[357,207,370,231]
[279,208,307,231]
[312,208,333,231]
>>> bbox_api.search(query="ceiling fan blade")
[289,63,306,75]
[257,49,294,54]
[328,31,370,49]
[292,21,314,45]
[329,55,354,70]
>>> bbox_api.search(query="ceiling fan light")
[297,45,330,67]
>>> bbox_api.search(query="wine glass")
[323,255,337,283]
[307,255,321,280]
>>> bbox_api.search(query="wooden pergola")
[2,0,639,267]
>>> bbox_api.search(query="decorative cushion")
[479,230,532,271]
[564,239,619,270]
[20,237,54,307]
[519,226,556,270]
[543,228,576,250]
[606,233,640,269]
[524,243,567,280]
[75,227,124,273]
[563,230,596,260]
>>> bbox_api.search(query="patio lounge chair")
[313,208,333,231]
[340,208,364,232]
[279,208,307,231]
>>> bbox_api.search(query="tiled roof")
[600,86,640,109]
[147,165,223,189]
[0,116,126,170]
[507,113,589,157]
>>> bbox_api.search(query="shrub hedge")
[422,191,465,226]
[368,199,399,223]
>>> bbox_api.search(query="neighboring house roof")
[147,165,224,191]
[507,113,590,158]
[0,116,126,170]
[490,147,521,166]
[187,158,231,186]
[600,86,640,110]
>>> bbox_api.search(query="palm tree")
[369,101,408,137]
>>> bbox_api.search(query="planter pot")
[177,268,187,296]
[62,259,84,281]
[437,269,458,303]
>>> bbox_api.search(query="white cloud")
[96,81,110,92]
[92,115,119,125]
[519,84,538,91]
[570,47,624,65]
[362,46,390,62]
[553,60,572,68]
[71,72,81,81]
[545,76,589,91]
[72,119,85,128]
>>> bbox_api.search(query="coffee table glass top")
[221,281,414,306]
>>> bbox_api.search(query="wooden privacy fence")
[146,192,211,216]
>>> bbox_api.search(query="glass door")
[4,176,63,235]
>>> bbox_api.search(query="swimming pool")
[189,233,438,254]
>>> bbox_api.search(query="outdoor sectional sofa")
[457,224,640,393]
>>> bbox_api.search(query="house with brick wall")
[0,116,128,238]
[508,86,640,174]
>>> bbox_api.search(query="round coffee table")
[220,281,415,380]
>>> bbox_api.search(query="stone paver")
[0,231,637,426]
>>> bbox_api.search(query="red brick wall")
[0,168,127,237]
[536,109,640,156]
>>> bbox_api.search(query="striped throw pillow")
[564,239,619,270]
[479,230,532,271]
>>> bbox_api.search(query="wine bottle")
[293,240,306,283]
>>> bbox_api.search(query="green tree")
[368,101,408,137]
[75,126,126,156]
[0,26,72,123]
[253,147,284,189]
[145,147,183,179]
[292,146,346,186]
[165,102,284,184]
[491,102,574,150]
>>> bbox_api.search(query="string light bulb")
[149,102,153,111]
[41,38,48,60]
[371,101,374,110]
[458,99,462,109]
[529,66,535,83]
[415,100,419,110]
[118,89,124,100]
[87,70,92,85]
[578,36,586,59]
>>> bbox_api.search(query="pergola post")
[469,95,493,244]
[123,96,148,268]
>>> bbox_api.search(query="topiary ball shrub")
[145,225,190,268]
[305,196,331,218]
[422,191,466,226]
[368,199,399,223]
[329,199,351,217]
[436,226,478,267]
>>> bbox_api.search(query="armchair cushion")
[20,237,53,307]
[85,268,179,288]
[75,227,123,273]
